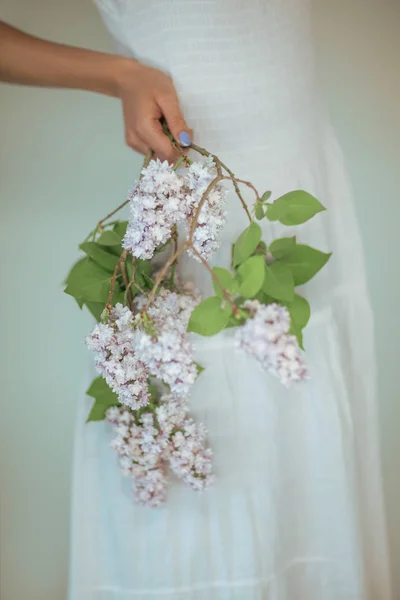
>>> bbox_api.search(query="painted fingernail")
[179,131,191,147]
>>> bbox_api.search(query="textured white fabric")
[68,1,392,598]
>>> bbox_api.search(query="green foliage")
[86,376,119,422]
[113,221,128,238]
[97,230,122,246]
[66,181,330,374]
[64,257,113,304]
[65,235,125,317]
[279,244,331,285]
[285,294,311,349]
[75,297,85,309]
[85,301,106,321]
[236,254,265,298]
[212,267,239,298]
[147,383,159,403]
[79,241,119,272]
[135,259,152,289]
[260,191,272,203]
[254,241,267,255]
[262,262,295,302]
[255,203,265,220]
[232,222,262,266]
[266,190,326,226]
[195,362,205,376]
[187,296,232,336]
[142,273,155,290]
[269,236,296,259]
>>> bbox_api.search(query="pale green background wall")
[0,1,399,599]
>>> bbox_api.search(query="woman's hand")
[115,60,192,162]
[0,21,192,162]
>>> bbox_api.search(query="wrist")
[109,56,142,98]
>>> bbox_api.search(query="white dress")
[68,1,392,599]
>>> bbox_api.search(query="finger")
[125,130,149,156]
[157,91,192,148]
[138,116,178,163]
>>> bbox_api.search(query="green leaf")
[124,259,152,292]
[262,262,295,302]
[232,222,262,267]
[280,244,331,285]
[266,190,326,226]
[142,273,155,290]
[187,296,231,336]
[64,258,115,303]
[225,313,246,328]
[269,236,296,259]
[255,290,276,304]
[113,221,128,238]
[288,294,311,328]
[79,241,118,272]
[139,260,152,276]
[125,258,133,282]
[85,301,105,321]
[148,383,159,403]
[254,241,267,255]
[260,191,272,203]
[255,203,265,220]
[64,257,87,286]
[285,294,311,350]
[236,254,265,298]
[195,362,205,376]
[212,267,239,298]
[97,230,122,246]
[86,376,119,422]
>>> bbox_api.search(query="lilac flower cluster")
[123,160,186,259]
[184,157,228,261]
[235,300,309,386]
[122,158,227,261]
[105,395,214,507]
[133,289,199,397]
[86,290,199,409]
[86,304,150,410]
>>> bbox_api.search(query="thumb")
[158,92,192,148]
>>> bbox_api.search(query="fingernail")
[179,131,191,147]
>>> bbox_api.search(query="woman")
[0,2,392,599]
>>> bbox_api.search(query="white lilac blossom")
[184,157,228,261]
[156,394,214,492]
[133,328,197,397]
[136,286,200,331]
[86,304,150,410]
[122,157,227,261]
[123,160,186,259]
[105,395,214,507]
[87,290,199,407]
[168,417,214,491]
[134,288,199,396]
[235,300,309,386]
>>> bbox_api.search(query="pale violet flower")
[86,304,150,410]
[86,289,199,408]
[123,157,228,262]
[123,160,186,259]
[235,301,309,386]
[105,393,214,508]
[184,157,228,261]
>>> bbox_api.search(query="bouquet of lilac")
[65,139,330,507]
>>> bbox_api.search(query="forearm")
[0,20,127,96]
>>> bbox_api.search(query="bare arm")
[0,21,191,160]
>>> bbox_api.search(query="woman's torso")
[95,0,321,168]
[94,0,361,301]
